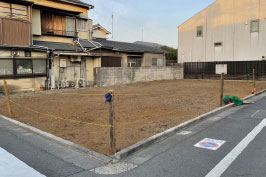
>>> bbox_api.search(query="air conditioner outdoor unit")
[70,56,81,62]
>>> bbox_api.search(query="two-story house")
[0,0,96,91]
[30,0,95,89]
[0,0,48,92]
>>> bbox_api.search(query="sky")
[85,0,216,48]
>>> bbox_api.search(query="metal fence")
[184,61,266,78]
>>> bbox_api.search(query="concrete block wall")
[94,65,184,87]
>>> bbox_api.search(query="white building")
[178,0,266,76]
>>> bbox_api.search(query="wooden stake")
[3,80,13,118]
[253,68,256,93]
[220,73,225,107]
[109,91,116,155]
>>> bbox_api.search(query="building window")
[197,26,203,37]
[66,17,76,36]
[25,50,31,57]
[78,19,87,31]
[15,59,46,75]
[0,59,46,77]
[0,59,13,76]
[33,60,46,74]
[128,57,142,67]
[152,58,158,66]
[16,59,33,75]
[214,42,222,47]
[251,20,259,33]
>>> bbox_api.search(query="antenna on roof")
[112,13,114,39]
[142,28,144,41]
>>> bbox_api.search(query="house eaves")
[0,45,47,52]
[33,40,83,52]
[54,0,94,9]
[93,24,111,34]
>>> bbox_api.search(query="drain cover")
[252,110,266,119]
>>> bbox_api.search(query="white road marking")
[178,131,192,135]
[205,118,266,177]
[23,133,33,136]
[0,147,46,177]
[251,110,260,118]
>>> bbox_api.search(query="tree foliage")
[159,46,178,60]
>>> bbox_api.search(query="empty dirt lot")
[0,79,266,155]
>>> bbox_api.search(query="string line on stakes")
[9,100,113,128]
[60,93,160,96]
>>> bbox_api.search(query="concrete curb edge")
[0,115,113,163]
[114,89,266,159]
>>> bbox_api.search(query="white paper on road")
[194,138,226,151]
[0,147,46,177]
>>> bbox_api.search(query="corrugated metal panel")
[0,18,31,46]
[184,61,266,76]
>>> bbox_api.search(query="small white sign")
[194,138,226,151]
[216,64,227,74]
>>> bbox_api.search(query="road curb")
[114,89,266,159]
[0,115,113,163]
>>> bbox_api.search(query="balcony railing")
[42,28,77,38]
[0,5,28,20]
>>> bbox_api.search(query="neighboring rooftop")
[134,41,162,48]
[93,24,111,34]
[79,39,97,49]
[92,39,166,54]
[33,40,82,52]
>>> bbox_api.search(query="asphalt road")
[1,92,266,177]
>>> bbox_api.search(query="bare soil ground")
[0,79,266,155]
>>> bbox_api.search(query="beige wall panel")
[31,52,47,58]
[0,50,11,57]
[143,53,165,67]
[85,57,100,82]
[33,36,73,43]
[121,53,128,67]
[32,9,41,35]
[0,77,46,92]
[93,30,108,39]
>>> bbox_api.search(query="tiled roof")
[79,39,97,48]
[33,40,82,52]
[92,39,166,54]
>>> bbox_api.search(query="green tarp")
[223,95,243,106]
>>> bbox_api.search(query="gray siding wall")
[178,0,266,63]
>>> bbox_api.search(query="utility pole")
[142,28,144,41]
[112,13,114,39]
[108,90,116,155]
[220,73,225,107]
[3,80,13,118]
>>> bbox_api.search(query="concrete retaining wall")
[94,66,184,87]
